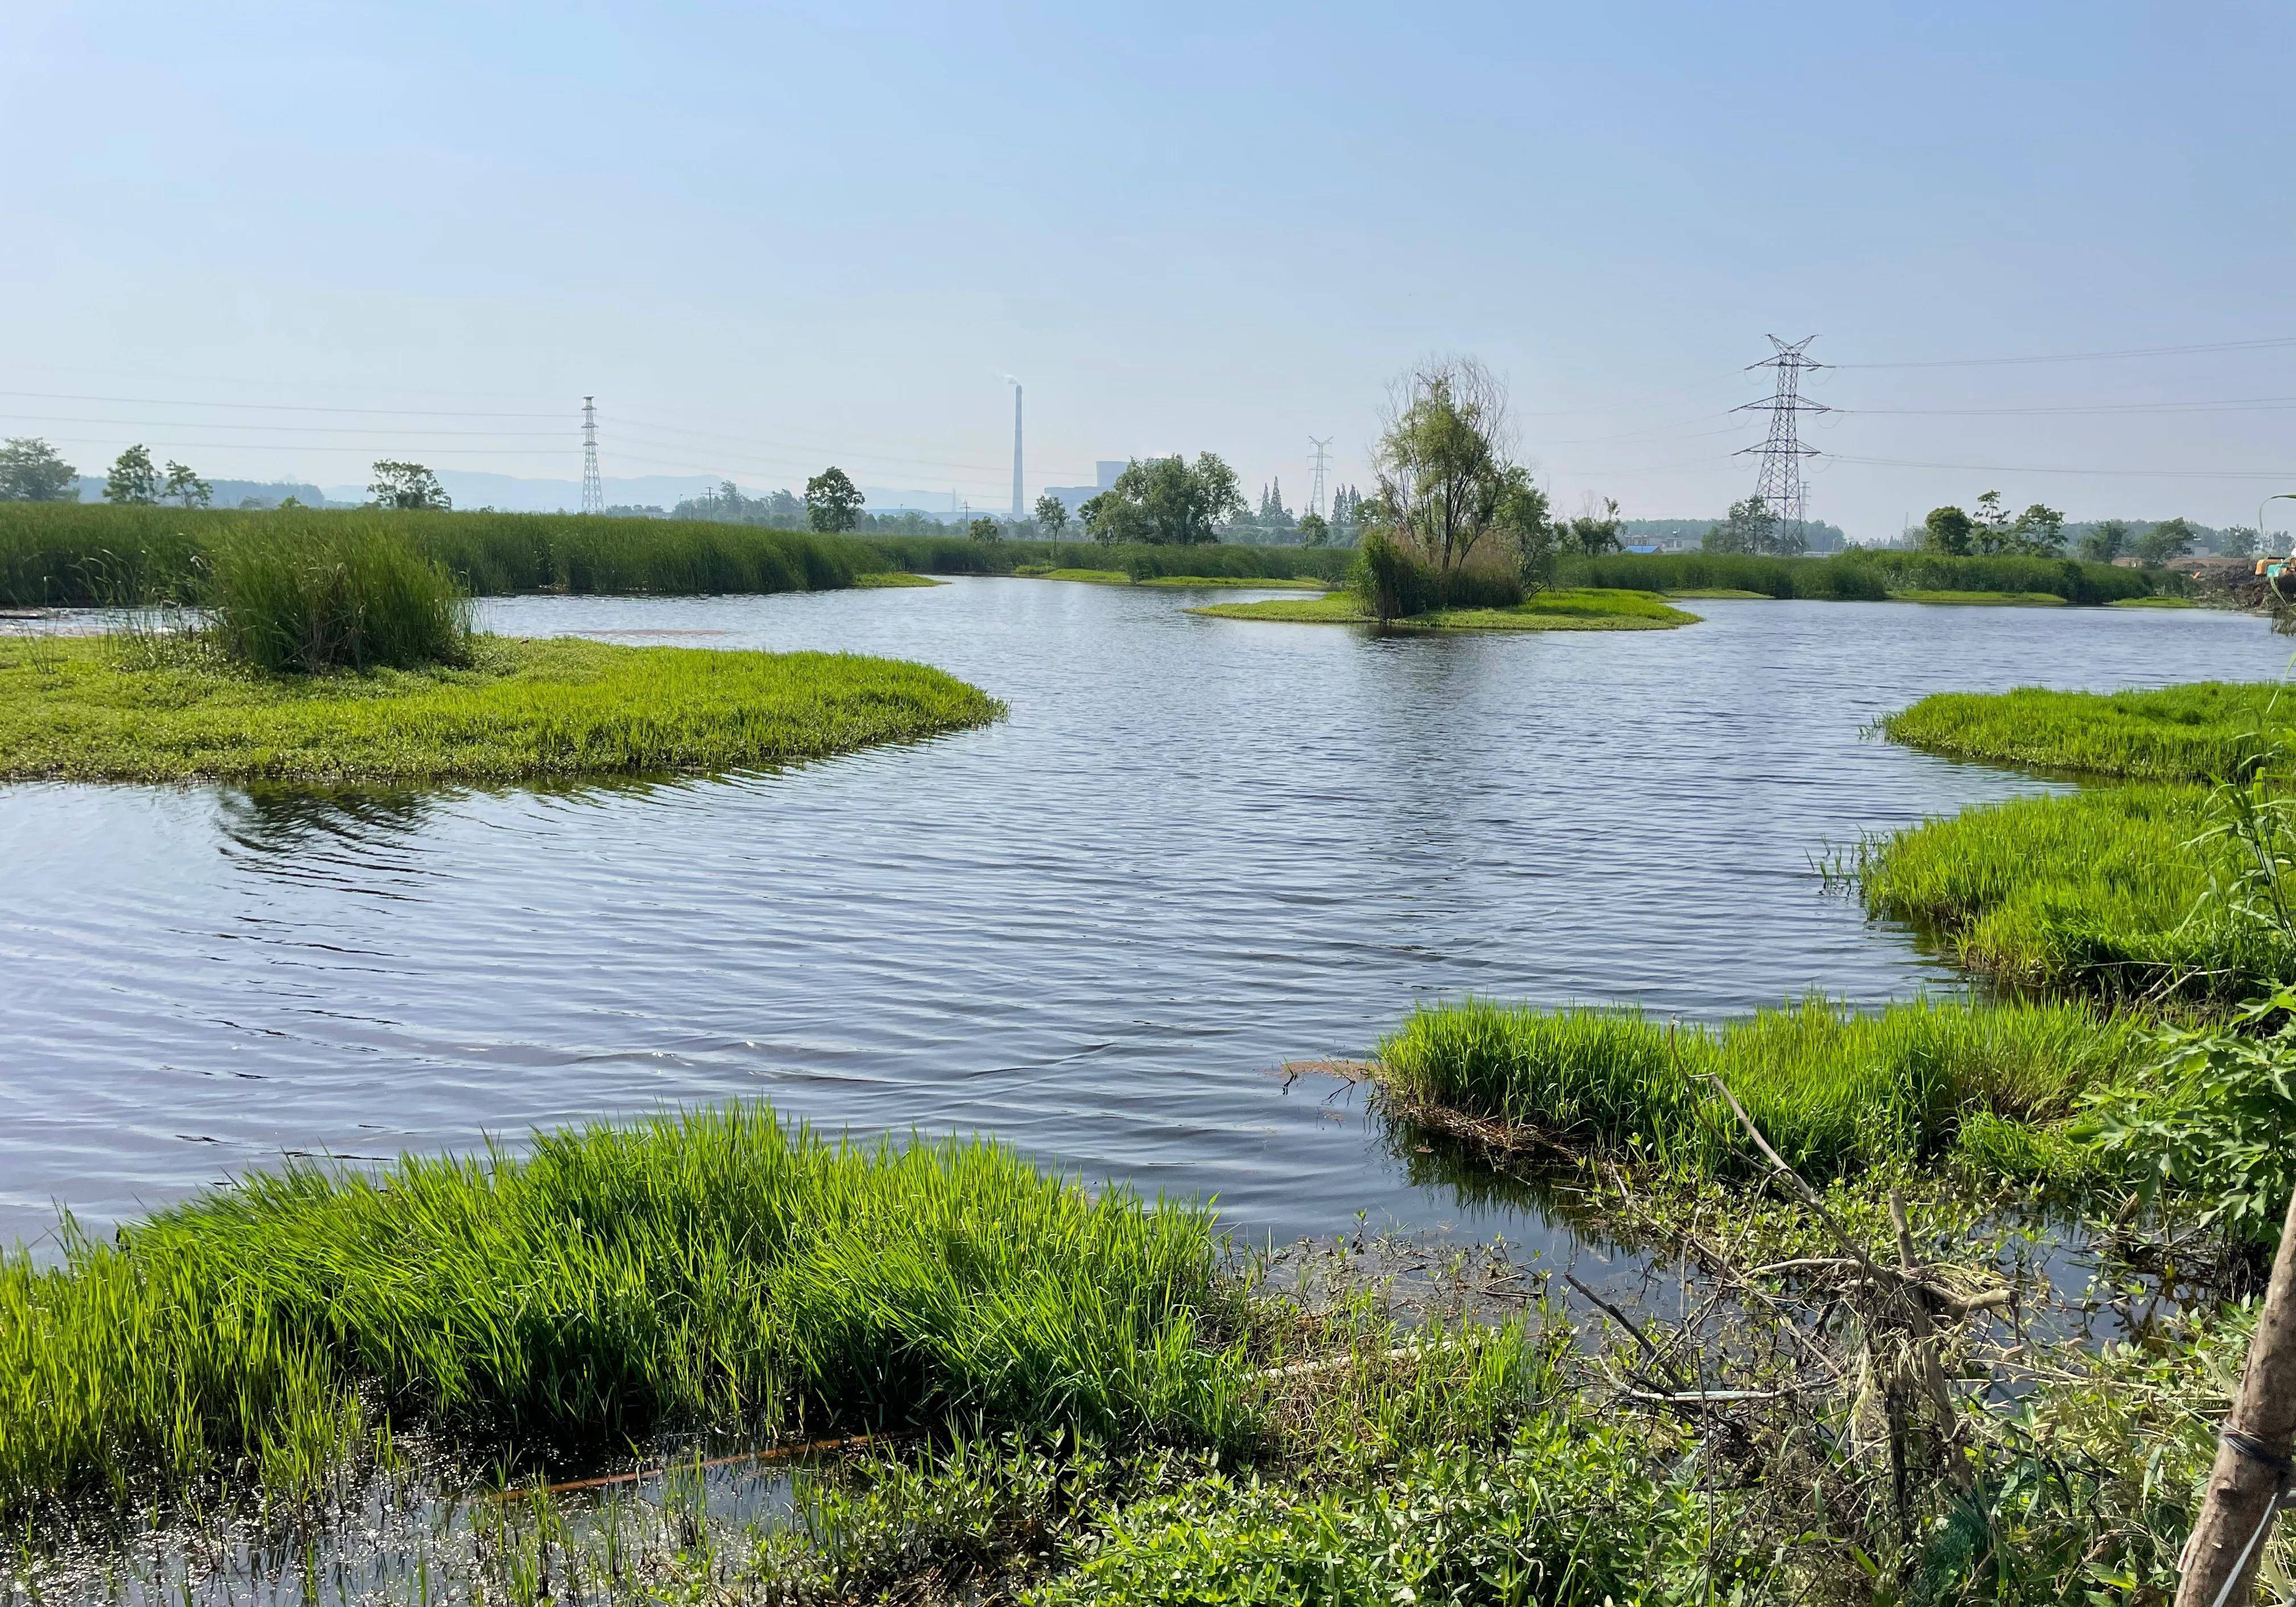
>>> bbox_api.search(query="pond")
[2,583,2285,1264]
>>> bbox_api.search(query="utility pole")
[1307,436,1332,520]
[580,396,604,516]
[1734,337,1826,548]
[2178,1186,2296,1607]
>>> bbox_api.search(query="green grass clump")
[1374,995,2139,1180]
[1848,786,2292,1003]
[2110,595,2200,609]
[1882,682,2296,782]
[0,1108,1243,1512]
[0,634,1001,782]
[1555,549,2167,605]
[851,571,942,588]
[1190,588,1696,632]
[204,522,471,672]
[1135,574,1329,589]
[1893,589,2067,606]
[855,535,1357,585]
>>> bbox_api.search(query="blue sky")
[6,1,2293,536]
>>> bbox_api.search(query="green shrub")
[2094,987,2296,1245]
[206,522,471,672]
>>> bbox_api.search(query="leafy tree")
[2010,503,2065,555]
[2222,524,2261,560]
[1703,497,1778,555]
[968,515,1002,543]
[369,461,451,510]
[1079,494,1117,546]
[1033,492,1068,539]
[2135,516,2198,567]
[1372,358,1515,575]
[1495,467,1555,585]
[105,444,161,505]
[0,437,78,502]
[803,466,864,532]
[2079,519,2133,563]
[276,495,305,511]
[163,461,212,509]
[1295,510,1330,547]
[1922,506,1975,557]
[1970,490,2014,552]
[1565,496,1624,558]
[1096,454,1245,546]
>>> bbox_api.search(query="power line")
[0,390,563,417]
[1824,451,2296,480]
[1833,335,2296,370]
[0,414,571,438]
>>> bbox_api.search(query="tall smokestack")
[1010,382,1024,522]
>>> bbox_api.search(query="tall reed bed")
[1881,682,2295,782]
[0,1109,1244,1514]
[0,505,871,606]
[1374,995,2140,1179]
[856,532,1356,584]
[1556,548,2165,604]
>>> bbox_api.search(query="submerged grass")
[1882,681,2296,782]
[0,634,1001,783]
[0,1108,1244,1515]
[1191,588,1696,632]
[1374,995,2142,1182]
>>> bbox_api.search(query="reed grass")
[0,1109,1244,1513]
[1190,588,1696,631]
[0,634,1002,782]
[1882,682,2296,782]
[0,505,868,606]
[204,522,472,673]
[1373,995,2141,1180]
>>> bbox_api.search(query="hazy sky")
[7,1,2293,538]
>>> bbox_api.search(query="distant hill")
[73,477,330,509]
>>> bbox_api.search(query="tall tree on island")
[1033,492,1068,542]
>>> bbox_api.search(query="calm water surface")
[2,584,2285,1256]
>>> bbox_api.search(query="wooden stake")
[2179,1186,2296,1607]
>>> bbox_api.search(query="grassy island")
[1191,587,1696,632]
[1374,994,2134,1185]
[1855,682,2296,1004]
[0,634,1000,784]
[1895,588,2068,606]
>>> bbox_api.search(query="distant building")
[1041,460,1128,518]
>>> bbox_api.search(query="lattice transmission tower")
[1735,337,1826,544]
[580,396,604,515]
[1306,437,1332,519]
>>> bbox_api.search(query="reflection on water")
[2,584,2286,1260]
